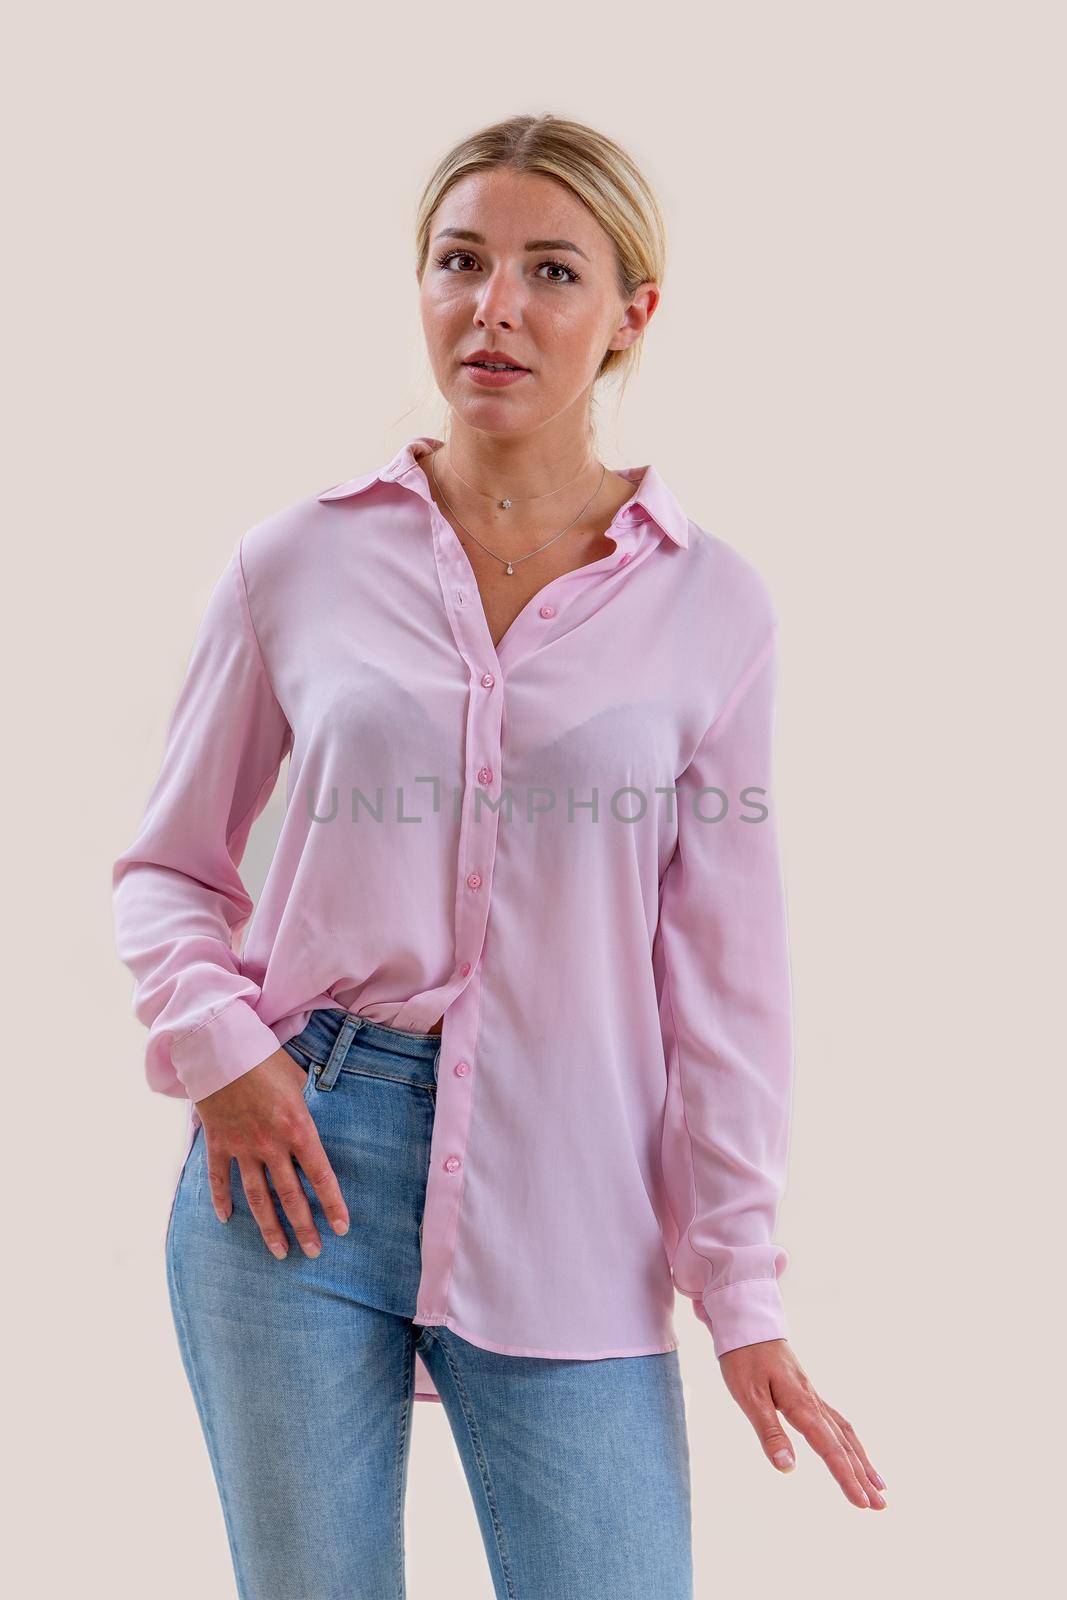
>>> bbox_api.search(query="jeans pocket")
[281,1038,318,1101]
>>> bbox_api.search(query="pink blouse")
[112,433,795,1405]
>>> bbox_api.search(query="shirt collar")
[317,435,690,549]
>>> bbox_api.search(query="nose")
[474,266,522,329]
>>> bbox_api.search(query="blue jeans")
[166,1008,693,1599]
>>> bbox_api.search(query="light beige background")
[6,1,1062,1594]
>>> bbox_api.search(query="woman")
[113,113,884,1600]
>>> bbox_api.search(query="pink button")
[539,604,556,619]
[444,1155,461,1174]
[454,1061,471,1077]
[459,961,472,977]
[481,672,495,689]
[477,766,493,785]
[618,552,631,566]
[466,872,482,890]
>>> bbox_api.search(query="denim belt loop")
[318,1014,362,1091]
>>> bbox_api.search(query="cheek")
[543,301,601,352]
[535,313,604,381]
[420,302,468,366]
[421,281,465,327]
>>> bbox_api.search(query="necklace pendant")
[505,561,514,575]
[500,498,511,510]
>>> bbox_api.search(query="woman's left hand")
[719,1338,887,1509]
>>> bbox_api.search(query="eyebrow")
[432,228,590,262]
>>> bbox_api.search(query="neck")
[441,417,599,502]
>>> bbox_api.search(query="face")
[417,168,658,439]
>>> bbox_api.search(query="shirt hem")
[412,1312,680,1363]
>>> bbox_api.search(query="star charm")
[500,498,511,510]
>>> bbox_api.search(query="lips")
[462,362,531,390]
[463,351,530,371]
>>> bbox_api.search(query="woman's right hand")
[194,1049,350,1259]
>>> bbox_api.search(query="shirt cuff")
[170,1000,282,1104]
[694,1277,789,1360]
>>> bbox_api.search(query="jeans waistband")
[295,1007,442,1086]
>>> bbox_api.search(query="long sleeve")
[112,536,293,1105]
[655,623,794,1359]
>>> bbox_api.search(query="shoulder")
[668,521,780,696]
[234,476,376,591]
[682,520,779,629]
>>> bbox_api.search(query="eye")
[434,249,478,272]
[535,258,582,284]
[432,249,582,284]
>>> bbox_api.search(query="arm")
[657,622,886,1508]
[111,536,293,1106]
[656,623,793,1358]
[113,535,351,1259]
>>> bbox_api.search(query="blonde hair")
[414,114,666,402]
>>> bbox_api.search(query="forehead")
[433,169,605,250]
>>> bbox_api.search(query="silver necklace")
[430,448,607,576]
[445,446,596,512]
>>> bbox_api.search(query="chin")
[447,396,540,428]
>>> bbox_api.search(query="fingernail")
[773,1450,795,1470]
[270,1243,287,1258]
[872,1472,886,1489]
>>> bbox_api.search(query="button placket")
[413,505,508,1329]
[412,491,645,1332]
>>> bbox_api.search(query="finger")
[778,1389,872,1508]
[824,1401,886,1493]
[292,1123,350,1237]
[206,1148,235,1223]
[820,1405,886,1510]
[267,1151,323,1259]
[736,1386,799,1475]
[237,1156,292,1259]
